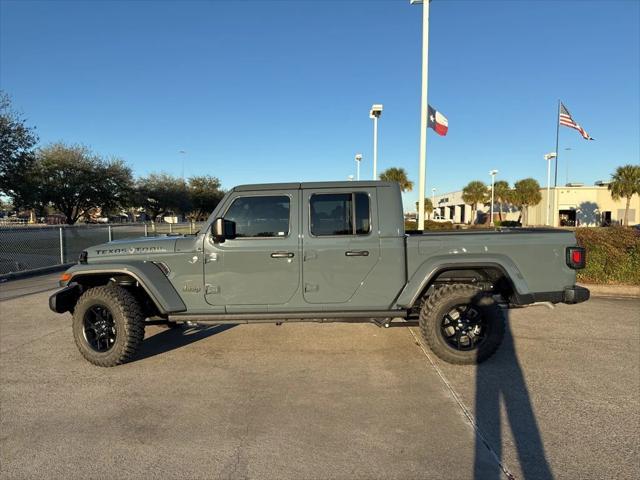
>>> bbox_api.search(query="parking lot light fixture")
[489,170,498,226]
[369,104,383,179]
[544,153,557,225]
[355,153,362,181]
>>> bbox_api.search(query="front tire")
[72,285,145,367]
[419,284,505,364]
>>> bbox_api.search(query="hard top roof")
[233,180,396,192]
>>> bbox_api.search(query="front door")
[203,190,300,310]
[301,188,380,305]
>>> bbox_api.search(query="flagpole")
[416,0,430,230]
[554,100,560,187]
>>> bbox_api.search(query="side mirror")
[212,218,236,243]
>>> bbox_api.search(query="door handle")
[271,252,295,258]
[345,250,369,257]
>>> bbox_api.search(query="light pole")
[411,0,430,230]
[564,147,572,185]
[369,104,383,179]
[544,152,557,226]
[489,169,498,226]
[355,153,362,181]
[178,150,186,181]
[431,187,436,220]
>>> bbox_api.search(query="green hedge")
[404,220,456,231]
[575,227,640,285]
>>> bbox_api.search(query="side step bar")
[168,310,407,325]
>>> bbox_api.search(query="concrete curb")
[579,283,640,299]
[0,264,73,283]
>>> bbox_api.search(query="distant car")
[431,214,450,223]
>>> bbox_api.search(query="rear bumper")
[511,285,590,306]
[561,285,590,304]
[49,283,82,314]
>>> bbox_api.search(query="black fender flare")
[51,261,186,314]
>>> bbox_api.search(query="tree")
[511,178,542,226]
[493,180,510,221]
[37,143,134,224]
[462,180,488,224]
[608,164,640,226]
[415,198,434,219]
[379,167,414,192]
[136,173,191,222]
[188,175,224,220]
[0,91,39,210]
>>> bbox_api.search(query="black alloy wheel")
[83,304,118,352]
[439,304,487,351]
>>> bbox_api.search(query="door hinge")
[205,284,220,295]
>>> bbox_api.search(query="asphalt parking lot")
[0,278,638,480]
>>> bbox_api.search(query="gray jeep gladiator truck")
[50,181,589,367]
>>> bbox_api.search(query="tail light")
[566,247,586,269]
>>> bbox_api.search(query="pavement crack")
[0,326,67,356]
[408,327,517,480]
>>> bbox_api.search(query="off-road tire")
[72,285,145,367]
[419,284,505,365]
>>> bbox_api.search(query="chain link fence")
[0,222,203,275]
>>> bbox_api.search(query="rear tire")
[72,285,145,367]
[419,284,505,364]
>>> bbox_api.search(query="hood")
[85,235,179,262]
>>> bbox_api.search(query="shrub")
[494,220,522,228]
[575,227,640,285]
[404,220,456,231]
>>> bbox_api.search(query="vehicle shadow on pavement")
[474,311,554,480]
[133,324,237,362]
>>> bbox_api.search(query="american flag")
[559,103,594,140]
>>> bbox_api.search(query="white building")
[431,182,639,227]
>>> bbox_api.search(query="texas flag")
[428,105,448,136]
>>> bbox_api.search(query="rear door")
[301,187,380,304]
[203,190,300,310]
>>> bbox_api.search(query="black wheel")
[72,285,145,367]
[419,284,505,364]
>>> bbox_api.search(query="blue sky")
[1,0,639,210]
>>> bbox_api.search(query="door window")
[310,193,370,236]
[225,195,290,238]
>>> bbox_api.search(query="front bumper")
[49,283,82,313]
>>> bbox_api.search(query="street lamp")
[564,147,572,185]
[544,152,557,226]
[355,153,362,181]
[411,0,431,230]
[369,104,383,180]
[431,187,436,220]
[178,150,186,181]
[489,169,498,226]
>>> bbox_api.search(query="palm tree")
[493,180,510,221]
[462,180,488,224]
[608,164,640,226]
[379,167,414,192]
[415,198,434,219]
[511,178,542,225]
